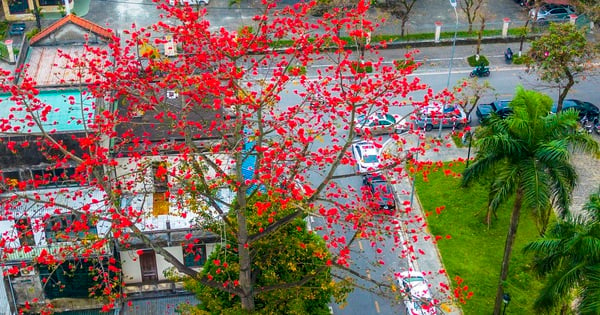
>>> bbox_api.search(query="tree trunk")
[237,202,255,310]
[493,187,523,315]
[235,146,255,310]
[401,17,408,37]
[519,19,530,56]
[556,69,575,113]
[476,16,485,57]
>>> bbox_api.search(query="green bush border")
[467,55,489,67]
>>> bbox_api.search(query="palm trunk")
[493,188,523,315]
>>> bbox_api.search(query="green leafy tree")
[572,0,600,25]
[181,195,348,314]
[524,188,600,315]
[526,23,596,112]
[453,77,496,118]
[462,87,598,315]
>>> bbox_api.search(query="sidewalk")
[386,134,469,315]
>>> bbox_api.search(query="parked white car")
[398,271,438,315]
[170,0,209,6]
[351,141,380,174]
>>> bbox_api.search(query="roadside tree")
[0,0,434,313]
[453,77,496,118]
[524,188,600,314]
[384,0,418,37]
[462,87,598,315]
[526,23,596,112]
[459,0,485,33]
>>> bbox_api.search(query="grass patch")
[289,65,307,76]
[351,61,373,73]
[415,163,545,314]
[512,55,526,65]
[467,55,489,67]
[268,27,534,49]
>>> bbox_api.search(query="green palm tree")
[462,87,598,315]
[524,189,600,315]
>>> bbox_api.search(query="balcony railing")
[1,240,112,262]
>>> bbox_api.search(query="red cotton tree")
[0,0,451,313]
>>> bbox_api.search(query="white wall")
[120,244,217,284]
[0,272,14,315]
[120,249,143,284]
[120,246,184,284]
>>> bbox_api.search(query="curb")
[375,35,540,50]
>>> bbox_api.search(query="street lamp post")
[437,0,459,139]
[502,293,511,315]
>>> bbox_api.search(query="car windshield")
[364,155,378,163]
[405,277,425,283]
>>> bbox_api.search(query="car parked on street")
[398,271,438,315]
[551,99,600,119]
[529,4,576,24]
[476,100,512,122]
[363,173,396,211]
[351,141,380,174]
[415,105,470,132]
[354,112,408,136]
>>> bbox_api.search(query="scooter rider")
[505,47,513,61]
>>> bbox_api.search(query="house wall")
[2,0,75,22]
[0,272,14,315]
[120,246,183,284]
[1,0,74,22]
[120,244,217,284]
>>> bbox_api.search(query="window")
[182,244,206,267]
[8,0,29,14]
[152,192,169,216]
[26,167,79,188]
[152,162,168,193]
[15,218,35,246]
[39,0,61,5]
[139,250,158,281]
[44,214,97,243]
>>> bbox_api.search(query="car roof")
[494,100,511,109]
[354,141,379,153]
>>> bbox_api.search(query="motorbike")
[469,64,491,78]
[504,48,513,63]
[580,115,595,134]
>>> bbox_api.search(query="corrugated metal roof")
[123,295,199,315]
[55,309,103,315]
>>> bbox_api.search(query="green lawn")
[415,163,545,314]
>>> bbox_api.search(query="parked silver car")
[415,105,470,132]
[529,4,576,24]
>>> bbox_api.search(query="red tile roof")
[30,14,113,45]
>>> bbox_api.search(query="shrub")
[351,61,373,73]
[26,28,40,40]
[289,65,307,76]
[467,55,489,67]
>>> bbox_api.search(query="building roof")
[29,14,113,46]
[0,89,94,134]
[112,89,234,155]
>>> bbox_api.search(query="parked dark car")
[551,99,600,119]
[475,100,512,122]
[363,174,396,211]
